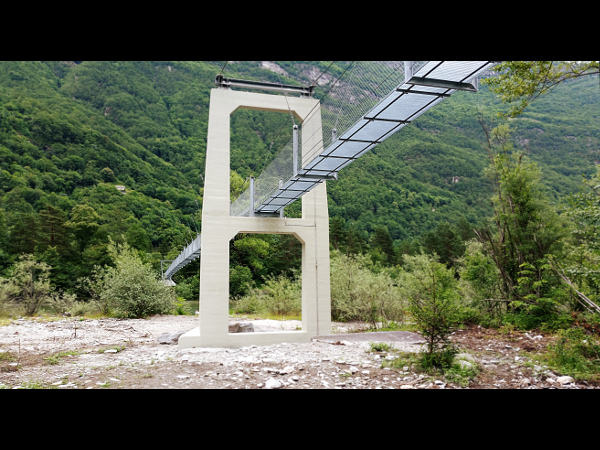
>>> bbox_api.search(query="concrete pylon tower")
[178,88,331,349]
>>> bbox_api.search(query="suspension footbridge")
[164,61,499,281]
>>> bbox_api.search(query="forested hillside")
[0,61,598,297]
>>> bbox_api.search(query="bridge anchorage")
[165,61,500,349]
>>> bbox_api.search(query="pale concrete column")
[179,88,331,350]
[198,89,236,346]
[301,103,331,336]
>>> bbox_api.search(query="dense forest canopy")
[0,61,598,300]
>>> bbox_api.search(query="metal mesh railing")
[301,61,429,167]
[230,61,494,217]
[230,61,426,216]
[167,61,499,277]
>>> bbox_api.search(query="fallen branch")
[548,258,600,314]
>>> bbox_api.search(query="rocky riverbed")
[0,316,594,389]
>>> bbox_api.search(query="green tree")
[346,224,367,255]
[484,61,599,117]
[371,226,396,266]
[230,170,247,202]
[125,223,151,252]
[420,222,465,267]
[100,167,116,182]
[9,213,37,255]
[476,124,569,310]
[230,265,253,298]
[0,210,10,274]
[330,216,347,251]
[37,205,71,256]
[66,204,100,252]
[563,167,600,304]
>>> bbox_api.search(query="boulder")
[228,322,254,333]
[157,331,187,345]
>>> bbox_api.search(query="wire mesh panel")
[228,61,497,217]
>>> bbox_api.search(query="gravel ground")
[0,316,595,389]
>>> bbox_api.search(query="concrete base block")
[178,327,201,350]
[178,327,311,350]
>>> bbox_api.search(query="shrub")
[69,300,99,317]
[547,327,600,380]
[7,254,53,316]
[49,291,77,315]
[232,275,301,316]
[76,266,109,314]
[330,251,406,327]
[173,297,192,316]
[231,292,263,315]
[0,277,16,317]
[101,241,176,318]
[260,275,301,316]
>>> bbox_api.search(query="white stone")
[265,378,282,390]
[557,376,575,385]
[400,385,416,390]
[104,349,118,354]
[458,360,474,370]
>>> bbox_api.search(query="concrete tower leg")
[178,88,331,349]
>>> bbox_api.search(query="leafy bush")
[330,251,406,327]
[6,254,53,316]
[231,292,263,315]
[173,297,192,316]
[49,290,77,315]
[0,277,16,317]
[232,274,301,316]
[369,342,392,353]
[547,327,600,380]
[101,241,176,318]
[77,266,109,314]
[259,275,301,316]
[445,359,481,387]
[68,300,98,317]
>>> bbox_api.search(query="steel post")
[293,125,299,177]
[249,176,255,217]
[404,61,413,82]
